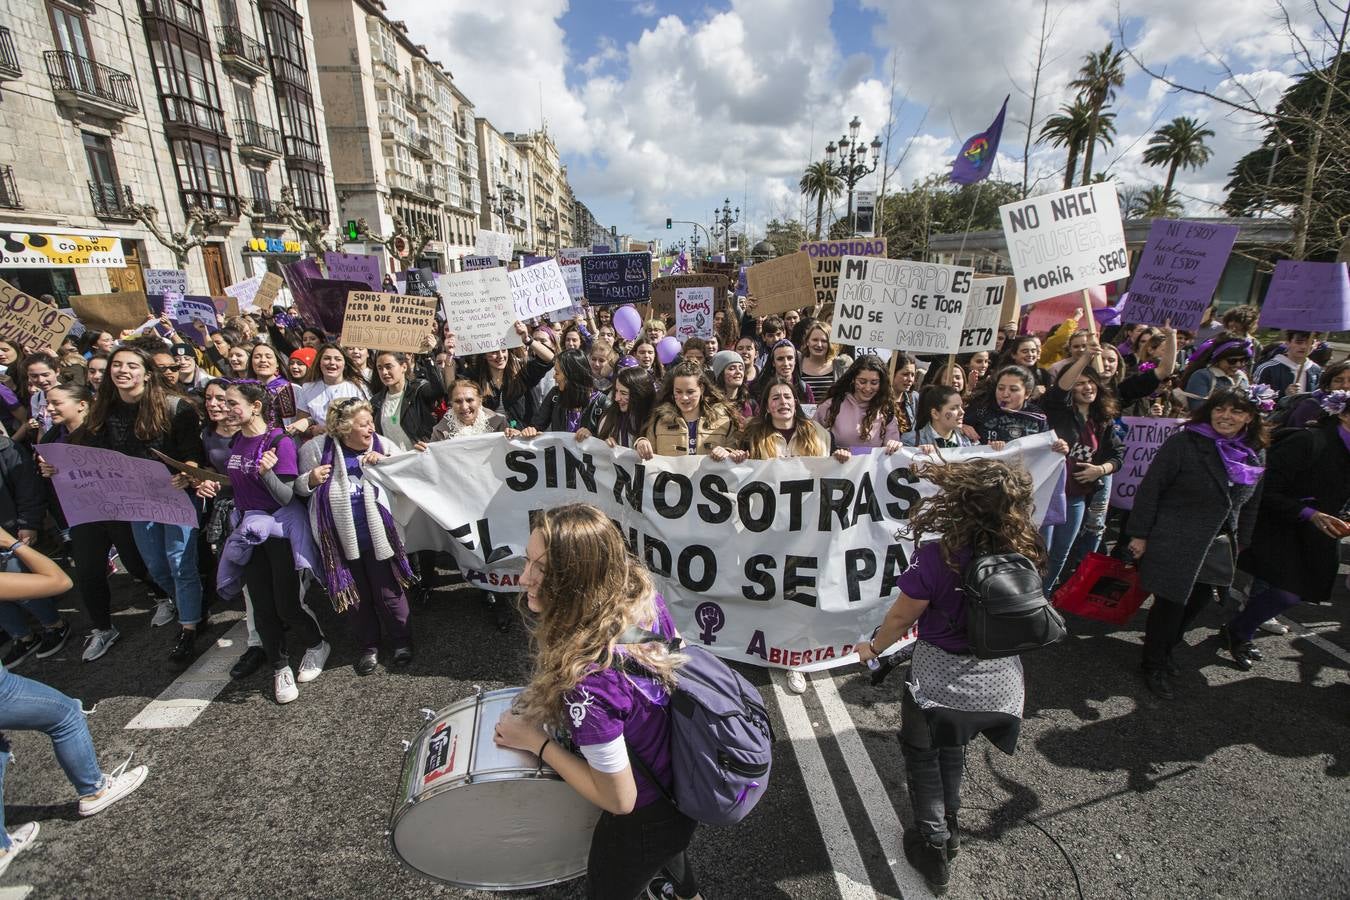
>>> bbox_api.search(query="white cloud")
[634,1,659,17]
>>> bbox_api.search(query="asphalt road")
[0,566,1346,899]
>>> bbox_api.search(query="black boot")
[944,813,960,860]
[1219,625,1256,671]
[1142,668,1174,700]
[903,829,950,892]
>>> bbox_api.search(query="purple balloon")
[657,336,682,365]
[613,304,643,341]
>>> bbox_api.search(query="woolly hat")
[290,347,317,368]
[710,350,744,380]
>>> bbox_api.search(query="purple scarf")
[1185,422,1264,485]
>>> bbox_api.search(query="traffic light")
[345,220,359,241]
[665,218,672,229]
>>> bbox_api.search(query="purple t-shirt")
[225,428,298,514]
[564,595,679,809]
[897,541,973,654]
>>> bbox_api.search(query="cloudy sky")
[384,0,1333,246]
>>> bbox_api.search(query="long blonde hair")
[742,378,826,458]
[515,504,684,728]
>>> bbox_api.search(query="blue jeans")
[1064,475,1112,577]
[0,667,104,846]
[1042,494,1088,595]
[129,522,203,626]
[0,597,60,640]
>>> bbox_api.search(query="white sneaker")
[786,668,808,694]
[274,666,298,704]
[0,821,38,877]
[78,758,147,817]
[295,640,330,684]
[1258,618,1290,635]
[81,627,120,662]
[150,598,176,627]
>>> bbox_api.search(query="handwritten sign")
[1259,260,1350,332]
[508,258,571,320]
[0,282,76,353]
[38,443,198,528]
[440,268,521,356]
[581,253,652,306]
[70,291,151,336]
[1111,417,1186,510]
[1121,220,1238,331]
[399,267,438,297]
[830,257,974,353]
[960,277,1010,353]
[323,252,382,291]
[340,290,439,353]
[463,255,498,271]
[151,293,218,340]
[145,269,187,297]
[651,274,725,317]
[675,286,715,341]
[999,183,1127,306]
[475,229,515,262]
[558,248,585,300]
[746,252,814,317]
[798,239,888,312]
[150,448,227,485]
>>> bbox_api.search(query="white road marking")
[813,673,935,900]
[771,673,881,900]
[1280,615,1350,666]
[0,886,32,899]
[125,621,248,730]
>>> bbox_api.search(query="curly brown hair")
[908,458,1046,572]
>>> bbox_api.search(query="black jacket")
[371,378,443,444]
[479,355,551,429]
[1043,384,1124,492]
[0,434,44,533]
[88,396,204,464]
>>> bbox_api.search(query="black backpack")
[961,553,1067,659]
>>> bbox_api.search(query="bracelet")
[3,540,21,555]
[867,639,879,656]
[536,737,550,760]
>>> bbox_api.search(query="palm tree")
[1070,42,1127,186]
[1142,116,1215,205]
[1128,185,1184,220]
[1039,99,1116,190]
[799,161,843,240]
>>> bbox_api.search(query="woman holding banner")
[638,360,741,459]
[525,349,599,435]
[902,386,1008,454]
[857,458,1043,893]
[576,367,655,450]
[291,344,370,438]
[798,322,850,401]
[1125,388,1266,699]
[964,366,1062,447]
[814,355,906,453]
[469,322,554,430]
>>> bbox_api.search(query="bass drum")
[390,686,601,890]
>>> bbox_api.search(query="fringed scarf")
[312,435,414,612]
[436,406,498,438]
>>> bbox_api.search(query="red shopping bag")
[1052,552,1148,625]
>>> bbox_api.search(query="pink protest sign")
[1259,260,1350,332]
[1122,220,1239,331]
[1111,416,1186,510]
[38,443,198,528]
[1024,284,1106,334]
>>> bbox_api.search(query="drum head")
[392,774,601,890]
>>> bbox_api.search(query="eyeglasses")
[155,364,179,374]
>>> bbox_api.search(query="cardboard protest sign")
[150,448,227,485]
[1025,284,1107,334]
[463,255,498,271]
[0,282,76,353]
[340,290,439,353]
[1111,417,1186,510]
[960,277,1009,353]
[798,238,888,314]
[70,291,150,336]
[145,269,187,297]
[830,257,974,354]
[475,229,515,262]
[38,443,197,528]
[999,184,1127,305]
[697,259,738,282]
[581,253,652,306]
[323,252,382,291]
[650,274,726,317]
[746,252,814,317]
[674,286,715,341]
[557,248,585,300]
[508,259,571,320]
[0,224,125,268]
[1259,260,1350,331]
[440,268,521,356]
[1121,220,1239,331]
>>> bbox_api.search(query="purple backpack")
[620,629,773,825]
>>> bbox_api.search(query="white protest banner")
[558,247,586,300]
[340,290,439,353]
[999,183,1128,306]
[959,277,1009,353]
[439,268,521,356]
[475,229,515,262]
[1111,417,1186,510]
[158,293,218,332]
[830,257,973,353]
[145,269,187,297]
[674,286,715,341]
[366,431,1063,670]
[508,259,572,320]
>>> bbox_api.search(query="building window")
[287,165,328,224]
[49,2,93,61]
[147,25,226,133]
[171,135,238,214]
[247,166,269,204]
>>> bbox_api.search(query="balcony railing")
[246,196,283,222]
[45,51,138,115]
[89,180,136,220]
[0,28,20,81]
[140,0,206,35]
[235,118,282,158]
[0,166,20,210]
[410,131,432,158]
[216,26,268,78]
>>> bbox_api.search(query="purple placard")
[323,252,383,292]
[591,245,612,254]
[1111,416,1186,510]
[463,255,498,270]
[147,293,218,346]
[1121,220,1239,331]
[38,443,198,528]
[1259,259,1350,331]
[283,258,361,337]
[523,255,550,268]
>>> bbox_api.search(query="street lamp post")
[713,197,739,255]
[489,182,516,234]
[824,115,882,235]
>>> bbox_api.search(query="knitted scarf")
[1184,422,1264,486]
[312,435,414,612]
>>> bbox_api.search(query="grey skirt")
[906,639,1025,754]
